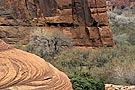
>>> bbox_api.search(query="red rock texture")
[0,39,72,90]
[0,0,114,47]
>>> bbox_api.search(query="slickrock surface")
[0,39,72,90]
[105,84,135,90]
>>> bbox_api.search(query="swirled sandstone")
[0,39,72,90]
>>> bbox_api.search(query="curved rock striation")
[0,39,72,90]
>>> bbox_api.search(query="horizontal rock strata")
[0,0,114,47]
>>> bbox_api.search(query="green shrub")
[52,49,88,74]
[70,72,105,90]
[13,44,26,50]
[128,32,135,45]
[108,11,135,45]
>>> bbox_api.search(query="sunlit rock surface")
[105,84,135,90]
[0,39,72,90]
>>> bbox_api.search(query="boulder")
[0,39,72,90]
[105,84,135,90]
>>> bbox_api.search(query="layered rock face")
[0,39,72,90]
[44,0,114,47]
[0,0,114,47]
[0,26,30,44]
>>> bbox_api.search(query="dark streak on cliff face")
[0,0,114,47]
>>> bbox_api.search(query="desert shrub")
[69,72,105,90]
[90,44,135,85]
[113,33,129,44]
[128,32,135,45]
[106,55,135,85]
[113,9,123,15]
[131,7,135,14]
[108,11,135,45]
[13,44,24,49]
[52,49,88,74]
[87,49,114,69]
[108,11,135,28]
[26,28,73,60]
[53,48,116,74]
